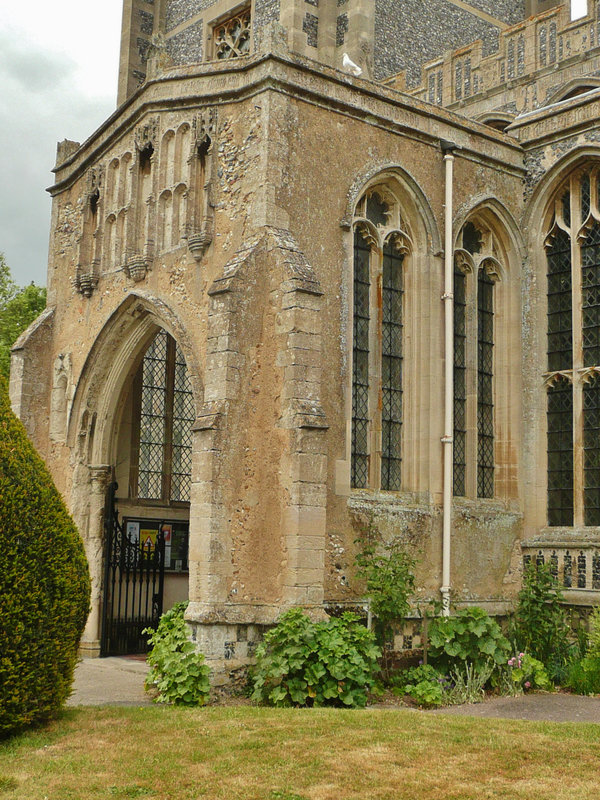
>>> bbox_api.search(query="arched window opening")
[453,220,501,498]
[351,186,410,491]
[130,329,194,503]
[545,166,600,526]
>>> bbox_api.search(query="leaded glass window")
[584,374,600,525]
[453,267,467,497]
[350,187,410,491]
[477,269,494,498]
[135,329,194,503]
[545,167,600,527]
[547,229,572,372]
[351,230,371,489]
[453,221,500,499]
[547,377,574,526]
[381,240,403,491]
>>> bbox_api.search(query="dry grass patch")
[0,706,599,800]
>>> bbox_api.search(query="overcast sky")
[0,1,123,287]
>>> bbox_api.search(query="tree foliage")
[0,254,46,379]
[0,377,90,737]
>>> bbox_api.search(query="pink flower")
[519,653,525,658]
[524,681,531,689]
[508,658,514,666]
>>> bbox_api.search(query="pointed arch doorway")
[100,327,194,655]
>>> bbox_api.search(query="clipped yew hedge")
[0,378,90,737]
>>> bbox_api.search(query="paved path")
[432,691,600,723]
[68,657,600,722]
[67,656,152,707]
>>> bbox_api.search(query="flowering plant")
[507,652,550,692]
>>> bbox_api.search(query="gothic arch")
[342,163,442,255]
[523,146,600,237]
[454,196,525,268]
[67,291,203,466]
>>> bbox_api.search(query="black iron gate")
[100,482,165,656]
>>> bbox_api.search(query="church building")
[9,0,600,681]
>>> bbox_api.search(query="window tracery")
[545,166,600,526]
[351,187,411,491]
[214,7,251,59]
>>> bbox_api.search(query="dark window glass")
[581,222,600,368]
[381,240,403,491]
[453,267,467,496]
[351,229,371,488]
[547,377,574,526]
[547,228,573,372]
[584,374,600,525]
[477,270,494,498]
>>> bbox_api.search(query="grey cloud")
[0,34,114,286]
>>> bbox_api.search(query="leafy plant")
[565,655,600,695]
[355,536,416,676]
[251,609,380,708]
[0,377,90,738]
[404,678,444,707]
[144,602,210,706]
[505,652,550,693]
[427,607,510,674]
[391,663,441,696]
[510,561,571,678]
[587,606,600,658]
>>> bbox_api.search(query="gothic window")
[351,188,411,490]
[545,168,600,526]
[131,329,195,503]
[214,7,251,59]
[453,221,501,498]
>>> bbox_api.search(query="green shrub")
[510,562,571,679]
[427,607,510,674]
[587,606,600,658]
[566,655,600,695]
[0,378,90,737]
[144,602,210,706]
[354,537,416,678]
[391,663,441,695]
[404,678,444,707]
[251,609,380,708]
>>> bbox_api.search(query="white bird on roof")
[342,53,362,77]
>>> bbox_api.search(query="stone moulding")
[187,220,213,261]
[125,255,150,282]
[73,271,99,297]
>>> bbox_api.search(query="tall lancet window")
[351,187,411,491]
[131,329,195,503]
[545,168,600,526]
[453,221,501,498]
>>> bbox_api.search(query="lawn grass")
[0,705,599,800]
